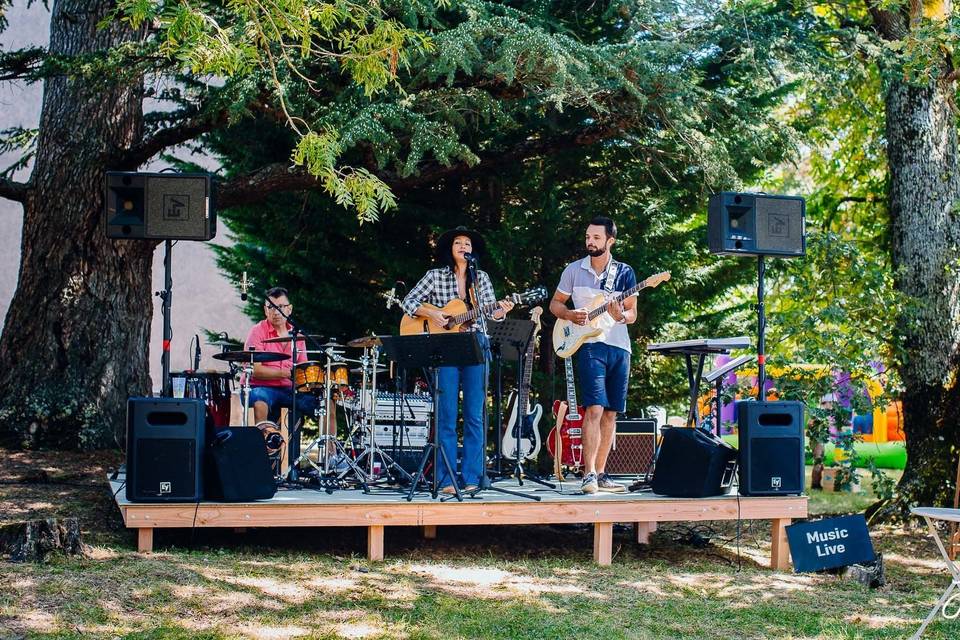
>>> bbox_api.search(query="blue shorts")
[247,385,318,424]
[575,342,630,412]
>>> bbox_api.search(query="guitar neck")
[452,299,502,325]
[564,357,580,419]
[586,278,650,320]
[518,336,536,415]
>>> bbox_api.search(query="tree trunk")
[877,68,960,517]
[0,0,152,449]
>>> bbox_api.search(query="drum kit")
[185,332,427,489]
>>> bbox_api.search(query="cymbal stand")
[350,345,414,488]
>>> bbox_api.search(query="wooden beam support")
[423,525,437,539]
[635,521,657,544]
[594,522,613,565]
[368,525,384,562]
[770,518,791,571]
[137,528,153,553]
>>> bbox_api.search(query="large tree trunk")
[876,48,960,516]
[0,0,152,449]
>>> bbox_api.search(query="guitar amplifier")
[606,418,658,477]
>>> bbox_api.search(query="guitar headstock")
[643,271,671,288]
[511,286,548,306]
[529,306,543,329]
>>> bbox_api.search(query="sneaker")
[581,472,599,494]
[597,473,627,493]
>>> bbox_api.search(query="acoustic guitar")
[399,286,547,335]
[552,271,671,358]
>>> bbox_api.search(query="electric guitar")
[553,271,671,358]
[399,286,547,335]
[546,357,584,475]
[502,307,544,461]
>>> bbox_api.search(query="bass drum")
[171,371,233,428]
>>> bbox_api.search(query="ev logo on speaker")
[159,482,171,495]
[771,477,782,489]
[163,194,190,220]
[768,214,788,237]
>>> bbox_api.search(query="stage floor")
[110,475,807,569]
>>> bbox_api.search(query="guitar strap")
[602,259,619,295]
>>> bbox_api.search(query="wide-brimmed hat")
[435,226,487,263]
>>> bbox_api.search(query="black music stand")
[380,333,483,502]
[486,319,535,476]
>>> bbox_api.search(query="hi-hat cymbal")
[263,334,325,344]
[213,350,290,363]
[350,365,388,374]
[207,339,240,348]
[347,335,381,349]
[320,340,344,348]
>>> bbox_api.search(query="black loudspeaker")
[737,400,805,496]
[126,397,205,502]
[606,418,658,477]
[651,427,738,498]
[204,427,277,501]
[708,192,805,257]
[105,171,216,240]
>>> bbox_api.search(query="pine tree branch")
[217,121,629,208]
[119,110,230,168]
[0,177,30,203]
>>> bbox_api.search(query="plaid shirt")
[401,266,498,321]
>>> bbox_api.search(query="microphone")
[239,271,250,301]
[385,284,397,309]
[463,253,478,264]
[193,334,201,370]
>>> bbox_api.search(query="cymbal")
[321,340,344,348]
[350,366,388,374]
[207,339,240,348]
[213,350,290,363]
[347,335,381,349]
[262,334,325,344]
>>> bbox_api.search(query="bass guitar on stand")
[502,307,543,461]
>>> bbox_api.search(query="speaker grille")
[748,438,803,494]
[756,196,803,254]
[145,176,211,240]
[134,438,197,499]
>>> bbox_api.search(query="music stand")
[486,319,535,476]
[379,333,483,501]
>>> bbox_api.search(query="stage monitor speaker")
[126,397,205,502]
[651,427,738,498]
[105,171,216,240]
[204,427,277,501]
[606,418,658,477]
[708,192,805,257]
[737,400,805,496]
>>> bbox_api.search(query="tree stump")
[0,518,86,562]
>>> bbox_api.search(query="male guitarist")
[549,217,636,494]
[400,226,514,495]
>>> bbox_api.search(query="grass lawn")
[0,449,955,639]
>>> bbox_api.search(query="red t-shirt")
[244,319,307,388]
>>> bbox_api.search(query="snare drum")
[294,361,324,391]
[171,371,233,427]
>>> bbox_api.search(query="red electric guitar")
[547,356,584,476]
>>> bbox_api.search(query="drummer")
[245,287,319,424]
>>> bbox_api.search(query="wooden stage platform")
[110,476,807,569]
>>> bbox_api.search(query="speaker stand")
[158,239,173,397]
[756,255,766,401]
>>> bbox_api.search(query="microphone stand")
[463,258,537,502]
[261,298,325,484]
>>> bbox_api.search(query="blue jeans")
[248,385,319,424]
[435,334,490,489]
